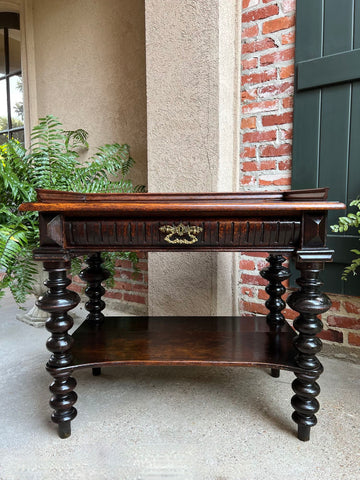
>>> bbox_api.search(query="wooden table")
[20,188,345,441]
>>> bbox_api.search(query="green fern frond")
[64,128,89,151]
[0,114,144,305]
[331,198,360,279]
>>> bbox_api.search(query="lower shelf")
[53,316,301,373]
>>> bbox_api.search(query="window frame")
[0,11,24,143]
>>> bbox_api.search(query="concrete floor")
[1,290,360,480]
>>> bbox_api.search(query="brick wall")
[71,253,148,315]
[240,0,360,349]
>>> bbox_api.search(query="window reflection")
[10,75,23,125]
[0,78,8,130]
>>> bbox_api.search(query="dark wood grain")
[63,218,301,250]
[44,315,300,373]
[22,188,345,440]
[287,262,331,441]
[37,261,80,438]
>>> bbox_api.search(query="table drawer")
[64,218,301,250]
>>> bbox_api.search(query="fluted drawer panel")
[64,218,301,249]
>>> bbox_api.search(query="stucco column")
[146,0,241,316]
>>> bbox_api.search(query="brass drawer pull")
[159,223,203,244]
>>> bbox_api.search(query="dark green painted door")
[292,0,360,295]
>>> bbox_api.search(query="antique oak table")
[20,188,345,441]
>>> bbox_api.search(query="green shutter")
[292,0,360,295]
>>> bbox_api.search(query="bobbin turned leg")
[79,253,110,376]
[37,261,80,438]
[260,254,291,378]
[287,261,331,441]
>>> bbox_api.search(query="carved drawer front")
[64,218,301,249]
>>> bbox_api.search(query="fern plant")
[331,199,360,280]
[0,115,144,305]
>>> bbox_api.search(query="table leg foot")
[58,420,72,439]
[270,368,280,378]
[92,367,101,376]
[38,261,80,438]
[287,261,331,442]
[297,423,310,442]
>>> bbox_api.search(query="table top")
[19,188,346,217]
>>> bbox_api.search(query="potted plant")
[331,199,360,279]
[0,115,144,321]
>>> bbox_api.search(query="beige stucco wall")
[31,0,147,186]
[146,0,241,316]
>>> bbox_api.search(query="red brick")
[344,301,360,315]
[318,329,343,343]
[123,293,147,305]
[115,259,133,269]
[280,127,293,140]
[258,288,268,301]
[243,130,277,143]
[137,261,148,272]
[242,88,258,102]
[242,38,277,54]
[283,307,298,321]
[260,144,292,157]
[258,81,294,98]
[242,5,279,23]
[241,301,269,315]
[259,176,291,186]
[68,283,82,293]
[242,24,259,39]
[278,158,292,170]
[241,147,257,159]
[262,112,293,126]
[241,286,255,297]
[104,291,123,300]
[239,259,256,270]
[349,332,360,346]
[327,315,360,330]
[280,64,295,79]
[241,116,257,129]
[260,160,276,170]
[242,160,258,171]
[241,175,254,185]
[243,99,278,114]
[282,96,293,109]
[135,252,148,259]
[260,48,295,66]
[263,15,295,34]
[242,69,277,86]
[242,57,258,71]
[241,273,268,286]
[329,300,341,312]
[282,31,295,45]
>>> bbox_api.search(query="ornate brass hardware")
[159,223,203,245]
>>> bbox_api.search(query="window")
[0,12,23,144]
[292,0,360,295]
